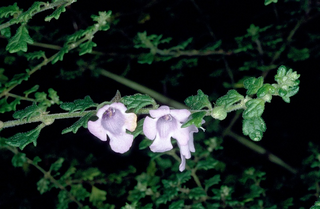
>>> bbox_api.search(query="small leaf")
[49,157,64,172]
[11,152,27,167]
[204,175,221,191]
[1,27,11,38]
[242,99,265,119]
[242,117,266,141]
[137,53,154,64]
[281,86,299,103]
[52,45,69,64]
[184,89,211,110]
[62,112,94,134]
[60,96,96,113]
[79,41,97,56]
[139,138,153,150]
[188,187,207,200]
[71,184,90,201]
[23,85,39,97]
[6,25,34,53]
[243,77,264,95]
[265,0,278,5]
[82,167,101,181]
[48,88,60,104]
[181,111,206,128]
[216,89,244,108]
[176,170,191,184]
[0,98,20,113]
[169,37,193,50]
[37,178,50,194]
[196,157,219,170]
[287,47,309,62]
[5,125,42,149]
[24,50,45,60]
[89,186,107,205]
[169,200,184,209]
[13,103,43,121]
[45,5,66,21]
[256,84,276,98]
[0,3,20,18]
[131,118,144,138]
[5,72,29,87]
[33,156,42,165]
[120,94,155,113]
[18,1,45,22]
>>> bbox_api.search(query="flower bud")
[211,106,227,120]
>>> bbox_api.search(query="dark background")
[0,0,319,208]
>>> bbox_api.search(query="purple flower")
[88,102,137,154]
[143,106,199,171]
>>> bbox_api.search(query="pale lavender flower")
[88,103,137,154]
[143,106,199,171]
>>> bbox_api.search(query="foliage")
[0,0,318,208]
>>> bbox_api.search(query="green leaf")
[204,175,221,191]
[57,190,69,209]
[5,125,42,149]
[89,186,107,205]
[181,111,206,128]
[242,117,266,141]
[120,94,155,113]
[156,186,178,205]
[1,27,11,38]
[169,200,184,209]
[81,167,101,181]
[139,138,153,150]
[60,96,96,113]
[24,50,45,60]
[0,98,20,113]
[242,99,265,119]
[23,85,39,97]
[243,77,264,95]
[71,184,90,201]
[49,158,64,172]
[79,41,97,56]
[184,89,211,110]
[0,3,20,18]
[176,170,191,184]
[62,112,94,134]
[281,86,299,103]
[138,53,154,64]
[169,37,193,50]
[37,178,50,194]
[48,88,60,104]
[191,203,205,209]
[52,45,69,64]
[45,5,66,21]
[5,72,29,87]
[11,152,27,167]
[256,84,276,98]
[188,187,207,200]
[33,156,42,165]
[18,1,45,22]
[265,0,278,5]
[196,157,219,170]
[216,89,244,108]
[6,26,34,53]
[287,47,309,62]
[13,103,43,121]
[131,118,144,138]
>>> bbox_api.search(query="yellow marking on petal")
[125,113,137,132]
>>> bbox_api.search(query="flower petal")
[108,132,133,153]
[88,119,107,141]
[172,127,190,146]
[124,112,137,132]
[149,134,173,152]
[149,106,170,118]
[179,154,186,172]
[110,102,128,113]
[179,144,191,159]
[170,109,191,122]
[143,116,157,140]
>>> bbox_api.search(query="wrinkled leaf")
[45,5,66,22]
[243,77,264,95]
[5,125,42,149]
[242,99,265,119]
[216,89,244,108]
[89,186,107,205]
[49,158,64,172]
[6,26,34,53]
[120,94,155,113]
[23,85,39,97]
[0,3,20,18]
[79,41,97,56]
[242,117,266,141]
[37,178,50,194]
[62,112,94,134]
[184,89,211,110]
[60,96,96,113]
[181,111,206,128]
[11,152,27,167]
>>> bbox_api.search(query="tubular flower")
[143,106,199,171]
[88,102,137,154]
